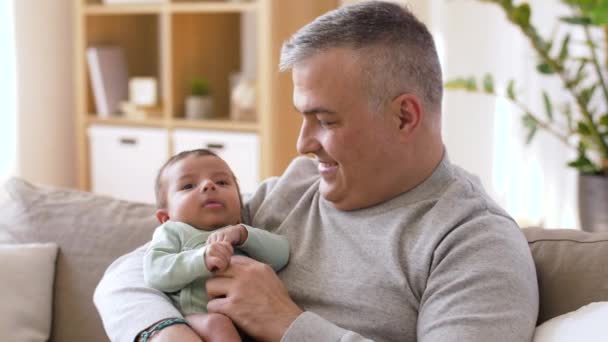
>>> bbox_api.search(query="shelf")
[171,2,257,13]
[171,118,258,132]
[88,115,167,127]
[76,0,336,191]
[88,115,259,132]
[84,4,165,15]
[83,2,257,15]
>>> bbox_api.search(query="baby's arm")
[143,223,213,293]
[238,225,290,271]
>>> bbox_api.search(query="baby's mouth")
[202,199,223,209]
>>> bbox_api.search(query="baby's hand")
[206,224,248,246]
[204,241,234,272]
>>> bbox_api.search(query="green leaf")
[526,126,538,144]
[190,78,210,96]
[563,0,608,25]
[513,3,531,28]
[522,113,538,144]
[580,84,598,106]
[522,113,538,128]
[568,141,600,173]
[507,80,516,100]
[600,114,608,127]
[559,16,593,25]
[566,60,589,88]
[444,77,478,92]
[558,33,570,62]
[537,63,554,74]
[578,121,592,136]
[542,91,553,122]
[562,103,574,132]
[567,156,597,173]
[483,73,495,94]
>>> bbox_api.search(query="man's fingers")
[206,276,233,299]
[207,296,230,315]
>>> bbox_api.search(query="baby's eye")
[216,180,229,186]
[181,183,194,190]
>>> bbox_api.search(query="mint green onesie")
[143,221,289,315]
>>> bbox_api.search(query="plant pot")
[185,95,214,119]
[578,173,608,232]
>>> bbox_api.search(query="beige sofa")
[1,177,607,341]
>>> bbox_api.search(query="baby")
[143,149,289,341]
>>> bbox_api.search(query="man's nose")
[296,120,321,155]
[200,180,216,192]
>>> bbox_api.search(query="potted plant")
[185,77,214,119]
[446,0,608,231]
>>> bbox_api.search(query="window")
[0,0,17,179]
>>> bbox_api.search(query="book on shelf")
[86,46,129,117]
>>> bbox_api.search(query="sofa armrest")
[523,228,608,325]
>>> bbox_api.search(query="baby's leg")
[185,313,241,342]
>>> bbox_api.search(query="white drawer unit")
[172,129,260,195]
[88,125,168,204]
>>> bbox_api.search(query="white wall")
[437,0,579,228]
[14,0,76,188]
[340,0,431,23]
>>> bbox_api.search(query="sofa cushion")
[0,243,58,342]
[532,301,608,342]
[0,178,158,342]
[523,228,608,325]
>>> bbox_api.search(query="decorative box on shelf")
[102,0,164,4]
[88,125,168,204]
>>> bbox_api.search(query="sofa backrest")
[523,227,608,324]
[2,178,608,340]
[0,178,157,342]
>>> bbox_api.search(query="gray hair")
[279,0,443,113]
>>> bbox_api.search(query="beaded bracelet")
[140,317,189,342]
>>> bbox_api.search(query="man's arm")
[94,244,198,342]
[417,214,539,341]
[206,256,375,342]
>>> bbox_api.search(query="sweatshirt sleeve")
[94,244,183,342]
[143,223,212,293]
[416,213,539,341]
[282,312,374,341]
[238,225,290,271]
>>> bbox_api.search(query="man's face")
[161,155,241,229]
[293,48,401,210]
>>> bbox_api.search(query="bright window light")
[0,0,17,178]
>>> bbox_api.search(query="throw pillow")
[533,302,608,342]
[0,243,58,342]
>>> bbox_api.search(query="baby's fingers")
[206,255,228,272]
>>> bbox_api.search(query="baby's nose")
[201,180,216,192]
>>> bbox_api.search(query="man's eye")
[181,183,194,190]
[318,119,335,128]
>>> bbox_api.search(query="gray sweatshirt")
[94,155,539,342]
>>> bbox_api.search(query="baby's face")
[162,155,241,230]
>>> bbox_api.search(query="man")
[94,1,539,341]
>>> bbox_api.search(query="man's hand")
[206,255,303,342]
[207,224,248,246]
[204,241,234,272]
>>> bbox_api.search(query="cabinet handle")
[206,143,224,150]
[120,138,138,145]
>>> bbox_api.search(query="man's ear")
[389,93,423,137]
[156,209,170,224]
